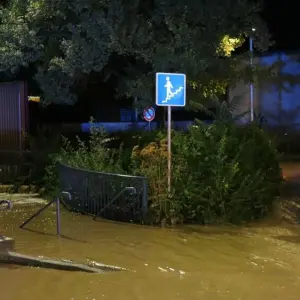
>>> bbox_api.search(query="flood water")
[1,164,300,300]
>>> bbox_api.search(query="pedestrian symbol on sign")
[163,76,184,103]
[165,76,173,101]
[156,73,186,107]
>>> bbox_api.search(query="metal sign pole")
[155,72,186,195]
[143,107,155,130]
[167,106,171,193]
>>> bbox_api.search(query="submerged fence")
[58,163,148,223]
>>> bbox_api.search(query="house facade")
[229,51,300,131]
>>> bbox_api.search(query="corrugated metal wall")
[0,81,28,151]
[0,81,28,183]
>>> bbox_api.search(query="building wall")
[229,52,300,130]
[228,77,260,123]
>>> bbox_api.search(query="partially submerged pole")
[20,192,71,236]
[19,199,56,229]
[56,197,61,236]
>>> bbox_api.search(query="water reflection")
[1,200,300,300]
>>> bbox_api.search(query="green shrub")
[44,126,125,194]
[109,130,163,149]
[175,121,282,223]
[132,121,283,224]
[24,125,62,186]
[43,110,282,225]
[131,136,169,223]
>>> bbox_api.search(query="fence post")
[142,178,148,218]
[56,197,61,236]
[20,199,56,229]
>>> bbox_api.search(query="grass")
[0,185,43,194]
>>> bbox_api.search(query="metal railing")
[19,192,71,236]
[1,200,13,239]
[93,187,136,220]
[58,163,148,223]
[0,200,13,211]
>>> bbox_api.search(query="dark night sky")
[263,0,299,51]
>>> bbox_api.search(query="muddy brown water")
[1,164,300,300]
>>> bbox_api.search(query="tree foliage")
[0,0,270,106]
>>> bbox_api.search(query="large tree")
[0,0,270,108]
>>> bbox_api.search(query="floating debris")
[0,252,127,274]
[86,259,128,272]
[157,266,186,276]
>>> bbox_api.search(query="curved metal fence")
[58,163,148,223]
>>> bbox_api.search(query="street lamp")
[250,28,255,122]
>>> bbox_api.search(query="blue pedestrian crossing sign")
[156,72,186,107]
